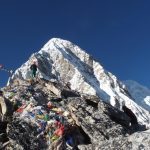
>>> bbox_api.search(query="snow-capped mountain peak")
[9,38,150,126]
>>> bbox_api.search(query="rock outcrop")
[0,78,149,149]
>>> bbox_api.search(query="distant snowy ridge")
[9,38,150,126]
[124,80,150,111]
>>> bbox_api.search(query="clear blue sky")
[0,0,150,88]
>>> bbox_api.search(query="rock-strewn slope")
[0,78,149,149]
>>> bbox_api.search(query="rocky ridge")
[0,78,149,149]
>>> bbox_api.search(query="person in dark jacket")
[30,61,38,78]
[122,105,138,128]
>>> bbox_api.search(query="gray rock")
[0,78,149,150]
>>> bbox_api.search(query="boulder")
[0,96,7,116]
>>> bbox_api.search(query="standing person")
[30,61,38,78]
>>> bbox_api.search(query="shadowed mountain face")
[124,80,150,112]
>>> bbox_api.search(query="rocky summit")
[0,38,150,150]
